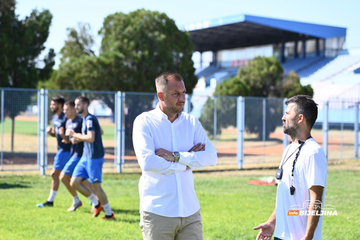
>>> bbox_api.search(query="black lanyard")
[275,136,312,196]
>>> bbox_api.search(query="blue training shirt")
[82,113,104,159]
[52,112,71,152]
[66,115,84,157]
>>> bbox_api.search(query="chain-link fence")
[1,88,359,173]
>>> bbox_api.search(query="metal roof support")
[294,41,298,58]
[200,51,203,69]
[281,42,286,63]
[323,39,326,57]
[302,39,306,59]
[212,51,218,66]
[316,38,320,56]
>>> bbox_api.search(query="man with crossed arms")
[133,72,218,240]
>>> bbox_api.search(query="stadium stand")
[301,55,360,85]
[282,56,322,76]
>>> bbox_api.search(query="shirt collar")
[155,103,182,121]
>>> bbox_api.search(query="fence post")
[354,102,359,159]
[184,94,191,114]
[121,93,125,169]
[262,98,266,162]
[39,89,47,175]
[1,90,4,171]
[213,97,217,146]
[37,90,41,169]
[283,98,289,149]
[45,90,48,168]
[115,91,122,173]
[322,101,329,159]
[237,96,244,169]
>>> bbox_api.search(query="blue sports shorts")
[62,155,81,176]
[72,157,104,183]
[53,151,71,170]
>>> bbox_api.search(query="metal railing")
[0,88,359,174]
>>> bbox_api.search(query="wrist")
[172,151,180,162]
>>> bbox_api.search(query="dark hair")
[64,100,75,108]
[285,95,318,129]
[155,72,183,91]
[51,96,65,107]
[76,96,90,106]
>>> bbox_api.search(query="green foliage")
[200,56,313,139]
[0,0,54,150]
[0,0,55,89]
[45,9,197,94]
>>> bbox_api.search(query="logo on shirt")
[288,200,337,216]
[87,120,93,128]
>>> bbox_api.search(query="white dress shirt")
[133,104,218,217]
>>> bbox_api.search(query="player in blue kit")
[60,100,94,211]
[66,96,115,220]
[37,96,71,207]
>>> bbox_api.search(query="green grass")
[0,166,359,240]
[1,120,38,136]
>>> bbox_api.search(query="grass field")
[0,161,359,240]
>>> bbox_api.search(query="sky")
[16,0,360,68]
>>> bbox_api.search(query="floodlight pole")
[237,96,245,169]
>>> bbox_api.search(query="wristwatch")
[173,151,180,162]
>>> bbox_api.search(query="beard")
[167,105,183,115]
[77,108,83,114]
[283,120,298,139]
[51,107,58,113]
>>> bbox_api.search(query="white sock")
[88,193,99,206]
[47,190,57,202]
[103,203,112,216]
[72,195,80,204]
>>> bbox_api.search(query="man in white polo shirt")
[133,72,218,240]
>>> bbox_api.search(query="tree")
[99,9,197,92]
[44,9,198,142]
[199,56,313,139]
[0,0,55,151]
[46,9,197,93]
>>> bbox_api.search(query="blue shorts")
[53,151,71,170]
[72,157,104,183]
[62,155,81,176]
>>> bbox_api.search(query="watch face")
[173,151,180,161]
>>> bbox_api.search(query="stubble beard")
[283,123,298,140]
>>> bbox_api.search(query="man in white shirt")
[253,95,327,240]
[133,72,218,240]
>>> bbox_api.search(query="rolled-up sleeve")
[133,115,187,175]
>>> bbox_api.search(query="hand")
[253,222,275,240]
[46,126,54,134]
[188,143,205,152]
[70,138,80,144]
[58,127,65,136]
[155,148,174,162]
[65,129,74,137]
